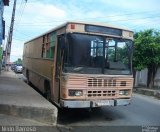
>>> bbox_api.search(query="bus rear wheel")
[26,70,31,85]
[44,80,51,101]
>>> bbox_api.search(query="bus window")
[41,33,55,59]
[41,44,46,58]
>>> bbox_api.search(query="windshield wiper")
[73,67,83,72]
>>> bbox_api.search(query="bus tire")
[44,80,51,101]
[26,70,31,85]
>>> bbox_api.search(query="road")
[16,73,160,132]
[57,94,160,126]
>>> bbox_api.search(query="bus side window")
[49,32,56,59]
[41,33,55,59]
[42,36,46,58]
[50,46,55,58]
[42,44,46,58]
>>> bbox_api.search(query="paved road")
[58,94,160,127]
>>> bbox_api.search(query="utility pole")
[5,0,17,70]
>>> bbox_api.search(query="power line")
[13,15,160,27]
[5,2,160,44]
[12,37,26,41]
[105,15,160,23]
[16,10,160,25]
[5,24,32,38]
[14,0,27,30]
[6,11,160,27]
[7,15,160,41]
[15,0,25,24]
[131,20,160,31]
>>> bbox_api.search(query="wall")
[135,68,148,87]
[0,0,4,45]
[0,0,9,72]
[0,0,4,71]
[135,68,160,88]
[154,68,160,88]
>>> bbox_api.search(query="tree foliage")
[14,58,22,65]
[133,29,160,88]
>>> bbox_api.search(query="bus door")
[54,35,65,104]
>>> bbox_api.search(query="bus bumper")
[60,99,131,108]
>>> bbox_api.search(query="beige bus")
[23,21,134,108]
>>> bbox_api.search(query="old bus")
[23,22,134,108]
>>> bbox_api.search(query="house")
[0,0,9,71]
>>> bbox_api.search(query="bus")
[23,21,134,108]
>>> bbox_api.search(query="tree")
[14,58,22,65]
[133,29,160,88]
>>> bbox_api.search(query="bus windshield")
[63,33,133,75]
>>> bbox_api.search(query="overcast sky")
[4,0,160,62]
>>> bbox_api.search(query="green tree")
[133,29,160,88]
[14,58,22,65]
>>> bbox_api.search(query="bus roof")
[25,21,133,44]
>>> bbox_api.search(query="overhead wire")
[6,1,159,62]
[5,0,159,29]
[5,24,32,38]
[131,19,160,31]
[5,0,29,44]
[5,1,160,41]
[7,2,159,32]
[15,14,160,27]
[7,15,159,41]
[17,11,160,25]
[15,0,25,24]
[14,0,27,30]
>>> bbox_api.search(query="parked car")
[14,64,23,73]
[11,64,17,70]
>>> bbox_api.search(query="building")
[0,0,9,71]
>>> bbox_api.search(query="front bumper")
[60,99,131,108]
[16,70,22,72]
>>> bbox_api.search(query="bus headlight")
[69,90,83,96]
[119,90,129,95]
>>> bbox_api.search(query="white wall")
[154,68,160,88]
[135,68,160,88]
[135,68,148,87]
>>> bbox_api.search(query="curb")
[0,104,57,125]
[134,89,160,99]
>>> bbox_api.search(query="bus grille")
[88,78,117,87]
[87,90,116,97]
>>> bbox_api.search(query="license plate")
[96,100,110,106]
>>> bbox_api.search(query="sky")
[4,0,160,62]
